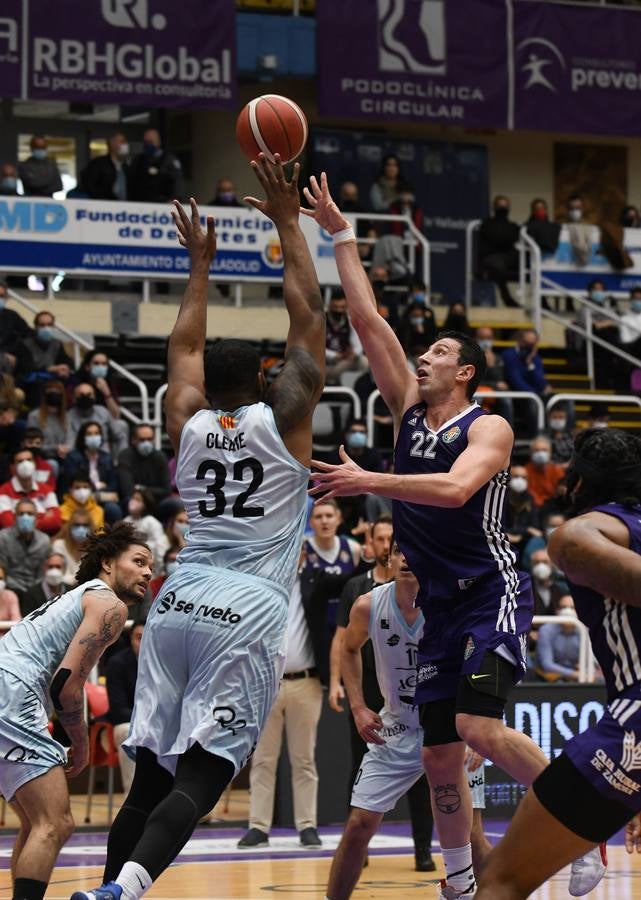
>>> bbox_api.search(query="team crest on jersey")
[621,731,641,772]
[340,551,350,563]
[464,635,475,660]
[442,426,461,443]
[387,634,400,647]
[218,415,237,429]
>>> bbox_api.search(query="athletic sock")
[441,843,475,894]
[12,878,47,900]
[115,861,152,900]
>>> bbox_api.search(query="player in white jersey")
[325,543,489,900]
[0,523,152,900]
[73,154,325,900]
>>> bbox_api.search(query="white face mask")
[549,418,567,431]
[510,476,528,494]
[559,606,578,620]
[16,459,35,479]
[72,487,91,504]
[531,450,550,466]
[532,562,552,581]
[44,567,64,586]
[568,208,582,222]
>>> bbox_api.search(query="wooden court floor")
[1,792,641,898]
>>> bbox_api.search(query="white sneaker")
[568,842,607,896]
[438,879,476,898]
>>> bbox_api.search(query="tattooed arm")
[50,589,128,777]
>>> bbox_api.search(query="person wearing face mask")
[442,302,472,336]
[118,423,171,510]
[17,134,62,197]
[0,448,61,534]
[80,132,130,201]
[165,507,190,552]
[0,280,33,368]
[525,198,561,255]
[525,435,566,508]
[505,465,540,562]
[620,204,640,229]
[16,310,72,405]
[398,301,437,352]
[0,499,51,597]
[149,548,180,599]
[124,488,168,574]
[20,553,68,616]
[128,127,184,203]
[67,383,128,458]
[535,595,581,682]
[477,195,520,308]
[0,562,21,622]
[0,162,19,197]
[618,287,641,353]
[528,548,567,619]
[503,328,552,438]
[60,421,121,523]
[20,426,57,486]
[60,477,105,531]
[547,408,574,464]
[473,325,513,424]
[329,421,383,477]
[69,349,121,422]
[26,379,71,462]
[325,294,367,384]
[208,177,241,207]
[51,513,93,584]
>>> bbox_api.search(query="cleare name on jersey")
[206,431,246,451]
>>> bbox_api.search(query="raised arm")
[342,592,385,745]
[165,198,217,453]
[245,154,324,466]
[50,589,128,777]
[549,511,641,607]
[303,172,416,424]
[311,413,514,507]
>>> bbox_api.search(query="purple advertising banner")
[0,0,23,100]
[317,0,509,129]
[512,1,641,136]
[2,0,236,109]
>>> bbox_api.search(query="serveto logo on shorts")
[418,663,438,683]
[196,604,242,624]
[157,590,194,616]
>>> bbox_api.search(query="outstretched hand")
[245,153,301,226]
[626,814,641,854]
[301,172,351,235]
[171,198,217,268]
[310,445,369,501]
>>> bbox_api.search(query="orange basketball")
[235,94,308,165]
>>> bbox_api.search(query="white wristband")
[332,226,356,246]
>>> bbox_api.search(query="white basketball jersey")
[176,403,309,593]
[368,582,424,732]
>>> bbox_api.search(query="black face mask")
[372,280,386,292]
[76,395,94,411]
[494,207,509,219]
[45,392,62,408]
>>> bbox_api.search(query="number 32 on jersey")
[196,457,264,518]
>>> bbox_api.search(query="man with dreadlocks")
[476,427,641,899]
[0,523,152,900]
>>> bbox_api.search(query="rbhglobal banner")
[0,0,236,109]
[0,197,343,284]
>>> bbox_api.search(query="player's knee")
[456,713,500,758]
[33,810,74,847]
[344,809,377,845]
[422,743,462,779]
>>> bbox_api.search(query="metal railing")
[546,392,641,423]
[7,286,151,423]
[531,615,596,684]
[350,212,430,292]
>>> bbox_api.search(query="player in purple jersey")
[477,427,641,899]
[302,173,603,899]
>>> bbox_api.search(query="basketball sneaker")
[437,879,476,898]
[568,843,608,896]
[70,883,122,900]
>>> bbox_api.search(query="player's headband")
[569,452,641,485]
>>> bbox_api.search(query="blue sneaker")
[70,883,123,900]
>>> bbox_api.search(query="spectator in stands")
[59,476,105,531]
[505,464,540,562]
[621,205,640,229]
[20,426,57,486]
[522,510,567,570]
[586,403,610,429]
[124,488,168,572]
[398,300,437,353]
[0,498,51,597]
[69,349,122,422]
[370,235,412,299]
[0,403,25,471]
[325,294,367,385]
[0,448,61,534]
[477,195,520,308]
[118,423,171,509]
[149,547,179,599]
[389,189,425,236]
[540,481,569,520]
[442,302,472,335]
[564,193,585,224]
[0,280,31,369]
[525,198,561,255]
[165,507,189,553]
[503,328,551,436]
[18,135,62,197]
[25,379,70,464]
[82,132,129,200]
[525,435,565,508]
[338,181,363,214]
[0,561,21,621]
[67,383,128,458]
[16,310,72,406]
[0,372,22,415]
[618,287,641,354]
[547,408,574,464]
[128,128,183,203]
[530,547,566,617]
[51,510,92,586]
[331,420,382,473]
[0,163,19,196]
[106,620,145,793]
[575,278,619,353]
[369,154,413,212]
[19,552,67,616]
[475,325,513,422]
[208,177,241,207]
[60,421,121,522]
[535,594,581,682]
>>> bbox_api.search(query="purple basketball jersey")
[567,502,641,702]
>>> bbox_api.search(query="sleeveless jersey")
[567,503,641,702]
[0,577,106,708]
[368,581,424,733]
[303,535,356,577]
[393,403,521,603]
[176,403,309,593]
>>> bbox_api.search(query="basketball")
[235,94,308,164]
